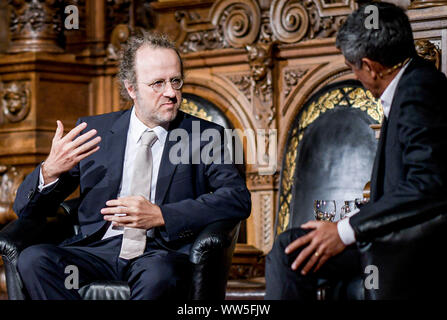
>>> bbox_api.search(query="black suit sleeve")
[350,67,447,242]
[12,163,80,219]
[13,119,84,219]
[159,126,251,242]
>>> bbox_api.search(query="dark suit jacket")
[13,110,251,254]
[350,56,447,242]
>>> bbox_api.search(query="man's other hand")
[42,120,101,184]
[101,196,165,229]
[285,221,346,275]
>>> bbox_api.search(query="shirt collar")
[129,107,168,145]
[380,58,412,118]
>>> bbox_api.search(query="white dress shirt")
[39,107,167,240]
[337,59,411,245]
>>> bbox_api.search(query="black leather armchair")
[358,210,447,300]
[274,80,382,300]
[0,198,240,300]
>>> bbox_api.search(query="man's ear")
[361,58,386,80]
[124,80,137,100]
[361,58,377,79]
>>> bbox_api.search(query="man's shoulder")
[176,110,224,132]
[79,109,130,125]
[402,56,446,86]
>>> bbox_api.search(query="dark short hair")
[335,2,417,68]
[118,31,183,100]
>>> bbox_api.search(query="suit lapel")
[154,137,178,205]
[106,110,132,199]
[369,57,422,202]
[369,58,416,201]
[154,112,186,205]
[370,115,388,202]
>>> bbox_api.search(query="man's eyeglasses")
[144,78,183,93]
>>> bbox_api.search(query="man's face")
[127,46,182,128]
[345,59,382,98]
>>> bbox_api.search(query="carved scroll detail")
[211,0,261,48]
[270,0,309,43]
[178,0,261,53]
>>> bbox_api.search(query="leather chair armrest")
[0,201,77,300]
[0,205,77,264]
[0,218,47,264]
[59,198,80,219]
[358,212,447,299]
[189,219,240,300]
[60,197,80,235]
[0,218,48,300]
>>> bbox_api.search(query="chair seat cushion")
[78,280,130,300]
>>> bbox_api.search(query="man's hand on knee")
[285,221,346,275]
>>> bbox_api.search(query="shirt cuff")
[337,217,356,246]
[346,208,359,218]
[38,166,59,192]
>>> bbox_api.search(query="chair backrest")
[275,80,382,235]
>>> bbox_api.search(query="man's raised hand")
[42,120,101,184]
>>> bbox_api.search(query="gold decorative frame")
[180,98,213,122]
[276,82,382,235]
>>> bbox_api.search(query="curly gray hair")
[118,31,183,100]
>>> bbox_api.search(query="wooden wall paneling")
[408,5,447,74]
[150,0,361,258]
[91,65,119,115]
[151,0,217,49]
[1,0,446,290]
[182,56,276,251]
[0,52,97,172]
[0,0,8,54]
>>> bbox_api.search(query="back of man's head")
[336,2,417,68]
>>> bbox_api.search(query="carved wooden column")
[0,0,106,176]
[246,172,279,253]
[7,0,65,53]
[0,53,95,162]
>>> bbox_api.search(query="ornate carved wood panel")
[152,0,447,254]
[0,2,446,283]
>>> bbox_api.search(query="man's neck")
[377,57,412,96]
[378,68,401,97]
